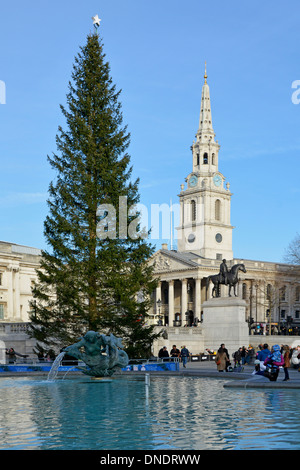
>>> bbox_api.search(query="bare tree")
[284,233,300,265]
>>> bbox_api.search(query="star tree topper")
[92,15,101,29]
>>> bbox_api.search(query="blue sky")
[0,0,299,263]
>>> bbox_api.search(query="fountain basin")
[0,364,79,373]
[1,375,300,450]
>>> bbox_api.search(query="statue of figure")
[206,263,247,298]
[63,330,129,377]
[219,259,229,285]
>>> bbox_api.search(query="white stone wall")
[0,242,41,323]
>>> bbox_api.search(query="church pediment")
[150,250,198,273]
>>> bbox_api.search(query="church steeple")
[176,64,233,260]
[197,62,215,144]
[192,63,219,173]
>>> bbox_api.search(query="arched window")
[212,153,215,165]
[203,152,208,164]
[215,199,221,221]
[191,200,196,221]
[266,284,272,301]
[280,286,286,301]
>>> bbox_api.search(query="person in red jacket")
[282,345,291,381]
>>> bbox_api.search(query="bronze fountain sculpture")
[63,330,129,378]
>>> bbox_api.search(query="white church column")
[181,279,187,323]
[7,265,14,320]
[13,267,20,320]
[155,281,161,314]
[207,276,213,299]
[195,277,202,321]
[168,280,175,326]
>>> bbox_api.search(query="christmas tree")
[28,25,159,357]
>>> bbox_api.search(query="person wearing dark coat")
[215,344,229,372]
[158,346,169,359]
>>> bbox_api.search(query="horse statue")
[206,263,247,298]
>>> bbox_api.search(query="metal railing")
[0,351,84,367]
[128,357,179,365]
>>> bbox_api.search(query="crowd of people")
[158,344,190,368]
[251,323,300,336]
[219,342,300,382]
[160,341,300,382]
[158,341,300,380]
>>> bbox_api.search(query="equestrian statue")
[206,259,246,298]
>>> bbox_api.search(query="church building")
[148,66,300,352]
[0,67,299,357]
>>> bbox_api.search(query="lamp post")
[255,282,259,333]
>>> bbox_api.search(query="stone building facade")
[148,67,300,353]
[149,251,300,334]
[0,241,41,355]
[0,67,299,358]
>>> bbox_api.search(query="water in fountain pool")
[0,375,300,450]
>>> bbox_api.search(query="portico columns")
[7,266,13,320]
[168,280,175,326]
[195,277,202,320]
[13,267,20,320]
[155,281,161,314]
[181,279,187,320]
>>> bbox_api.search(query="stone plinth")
[202,297,249,355]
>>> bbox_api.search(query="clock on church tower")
[176,65,234,260]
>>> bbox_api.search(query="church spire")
[191,63,220,173]
[197,62,215,143]
[177,66,233,259]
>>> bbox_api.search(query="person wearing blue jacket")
[263,344,284,381]
[257,344,270,362]
[180,346,190,368]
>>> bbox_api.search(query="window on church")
[212,153,215,165]
[191,200,196,221]
[296,286,300,301]
[280,286,286,302]
[0,304,4,320]
[215,199,221,221]
[196,153,200,166]
[266,284,272,300]
[203,152,208,164]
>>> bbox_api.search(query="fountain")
[47,330,129,380]
[47,351,66,381]
[2,331,300,450]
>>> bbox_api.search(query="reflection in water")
[0,376,299,450]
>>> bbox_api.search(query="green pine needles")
[28,32,159,358]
